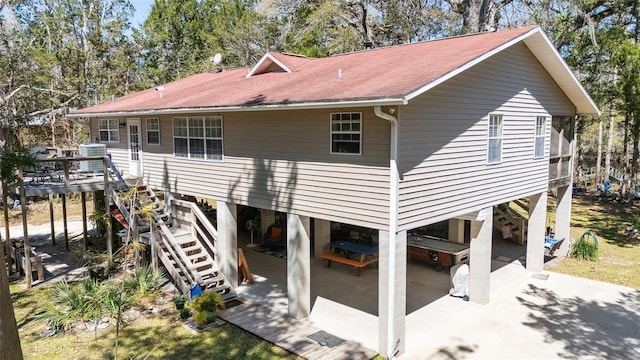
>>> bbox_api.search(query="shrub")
[192,291,225,325]
[570,233,599,261]
[124,265,165,297]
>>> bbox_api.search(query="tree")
[445,0,516,33]
[0,233,23,360]
[2,0,136,149]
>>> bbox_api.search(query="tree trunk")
[632,112,639,186]
[596,118,603,186]
[604,110,615,182]
[0,233,24,360]
[18,170,31,289]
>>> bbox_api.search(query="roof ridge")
[322,25,540,59]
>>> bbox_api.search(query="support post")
[62,193,69,250]
[150,222,157,272]
[448,218,465,243]
[287,213,311,319]
[49,194,55,246]
[216,201,238,287]
[2,182,13,274]
[526,192,547,272]
[81,192,87,250]
[378,229,407,358]
[104,159,112,259]
[313,218,331,258]
[555,185,572,256]
[18,169,32,288]
[469,208,493,304]
[260,209,275,239]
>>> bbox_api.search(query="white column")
[287,213,311,319]
[526,192,547,272]
[216,201,238,287]
[469,208,492,304]
[555,185,571,256]
[448,219,465,243]
[378,229,407,357]
[314,218,331,257]
[260,209,275,239]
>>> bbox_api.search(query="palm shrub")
[34,279,103,336]
[124,264,164,301]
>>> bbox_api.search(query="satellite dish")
[212,53,222,65]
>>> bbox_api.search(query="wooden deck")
[218,302,378,360]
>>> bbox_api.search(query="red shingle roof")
[71,26,596,116]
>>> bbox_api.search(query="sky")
[130,0,155,28]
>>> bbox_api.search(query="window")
[534,116,546,158]
[99,119,119,142]
[331,113,361,154]
[173,116,223,160]
[487,114,503,164]
[146,118,160,145]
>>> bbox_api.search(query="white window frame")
[330,112,362,155]
[534,116,546,159]
[172,116,223,161]
[487,114,503,164]
[146,118,160,145]
[98,119,120,143]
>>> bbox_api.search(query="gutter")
[374,105,400,358]
[67,98,408,118]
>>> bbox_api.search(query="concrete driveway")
[404,261,640,359]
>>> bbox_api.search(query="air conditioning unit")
[78,144,107,172]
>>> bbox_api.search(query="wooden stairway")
[493,203,527,245]
[111,181,237,303]
[164,227,236,302]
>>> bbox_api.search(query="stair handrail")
[153,236,189,294]
[103,156,129,190]
[171,199,218,255]
[109,186,131,225]
[153,214,204,286]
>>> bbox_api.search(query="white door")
[127,118,142,176]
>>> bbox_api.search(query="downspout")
[374,105,399,358]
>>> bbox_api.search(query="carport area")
[235,225,458,352]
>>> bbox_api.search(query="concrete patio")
[7,220,639,359]
[235,230,640,359]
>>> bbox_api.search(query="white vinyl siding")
[146,118,160,145]
[331,113,362,155]
[173,116,223,161]
[125,108,389,229]
[99,119,119,143]
[488,114,503,164]
[534,116,546,158]
[398,42,575,230]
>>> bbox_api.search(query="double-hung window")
[487,114,503,164]
[173,116,223,160]
[331,113,361,154]
[534,116,546,158]
[99,119,119,142]
[146,118,160,145]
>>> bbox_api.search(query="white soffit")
[522,29,600,115]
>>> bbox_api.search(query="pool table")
[407,234,470,271]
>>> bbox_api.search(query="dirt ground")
[1,194,95,228]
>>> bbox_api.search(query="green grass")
[547,194,640,288]
[11,282,299,360]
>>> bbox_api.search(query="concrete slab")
[403,263,640,360]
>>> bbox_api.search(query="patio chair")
[544,238,564,257]
[263,224,285,250]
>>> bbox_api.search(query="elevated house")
[69,26,598,357]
